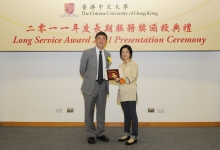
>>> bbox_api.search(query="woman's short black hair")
[120,45,133,59]
[95,31,108,40]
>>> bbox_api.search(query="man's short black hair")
[95,31,108,40]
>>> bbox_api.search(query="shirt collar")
[96,46,104,53]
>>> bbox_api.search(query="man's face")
[95,35,107,50]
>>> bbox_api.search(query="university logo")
[64,3,75,15]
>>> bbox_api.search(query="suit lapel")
[104,50,109,68]
[92,47,97,72]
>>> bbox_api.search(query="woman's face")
[121,48,131,60]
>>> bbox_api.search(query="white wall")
[0,51,220,122]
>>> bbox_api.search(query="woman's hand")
[119,78,126,84]
[114,77,120,82]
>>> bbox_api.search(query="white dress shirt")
[96,47,106,80]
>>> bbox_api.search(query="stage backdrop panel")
[0,0,220,51]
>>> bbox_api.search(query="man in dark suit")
[80,31,111,144]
